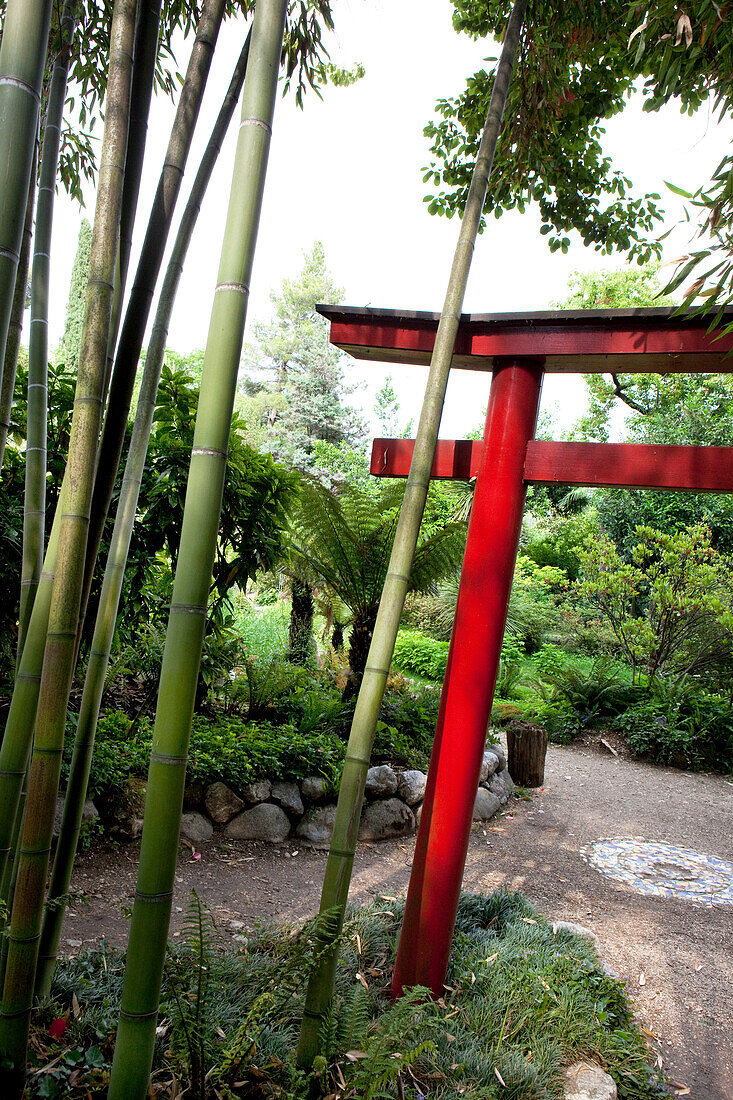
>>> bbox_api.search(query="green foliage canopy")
[424,3,733,263]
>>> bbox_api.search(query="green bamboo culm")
[296,0,529,1068]
[34,12,251,1002]
[0,505,63,911]
[0,146,36,472]
[77,0,227,651]
[0,2,138,1088]
[106,0,162,372]
[108,3,287,1094]
[0,0,53,406]
[18,0,77,656]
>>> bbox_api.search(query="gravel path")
[69,743,733,1098]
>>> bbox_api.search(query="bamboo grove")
[0,0,545,1093]
[0,0,345,1092]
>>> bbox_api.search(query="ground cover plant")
[31,891,668,1099]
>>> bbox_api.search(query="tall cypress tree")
[58,220,91,376]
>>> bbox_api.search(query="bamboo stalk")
[0,145,36,473]
[108,3,288,1094]
[34,14,252,1001]
[0,2,138,1086]
[18,0,77,655]
[107,0,162,373]
[296,0,529,1067]
[78,0,227,651]
[0,0,53,410]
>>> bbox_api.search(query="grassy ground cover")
[31,891,667,1099]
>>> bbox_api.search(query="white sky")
[47,0,731,441]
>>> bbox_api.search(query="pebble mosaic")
[582,837,733,907]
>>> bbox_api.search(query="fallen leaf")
[345,1050,368,1061]
[356,972,369,991]
[48,1017,68,1040]
[695,963,703,972]
[72,992,80,1018]
[494,1066,506,1087]
[639,971,646,986]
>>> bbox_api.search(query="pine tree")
[240,242,365,472]
[374,374,412,438]
[57,219,91,374]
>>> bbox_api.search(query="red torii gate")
[318,303,733,998]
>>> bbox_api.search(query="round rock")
[301,776,329,802]
[296,805,337,848]
[242,779,272,804]
[488,770,514,804]
[180,812,214,846]
[398,769,427,805]
[563,1062,617,1100]
[205,781,244,824]
[480,750,501,782]
[225,803,290,842]
[359,798,415,841]
[365,765,399,799]
[552,921,601,954]
[473,788,502,821]
[271,780,304,816]
[489,742,507,771]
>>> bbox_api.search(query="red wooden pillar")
[392,357,544,998]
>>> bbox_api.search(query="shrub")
[392,629,449,681]
[84,711,347,799]
[613,681,733,771]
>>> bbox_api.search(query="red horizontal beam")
[370,438,482,480]
[372,437,733,493]
[322,306,733,374]
[525,440,733,493]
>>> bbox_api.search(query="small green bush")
[612,683,733,771]
[392,629,449,681]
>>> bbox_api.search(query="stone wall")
[173,743,514,849]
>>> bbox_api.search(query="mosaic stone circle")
[583,837,733,907]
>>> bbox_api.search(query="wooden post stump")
[507,720,548,787]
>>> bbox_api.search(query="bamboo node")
[150,752,186,766]
[169,602,206,615]
[0,245,20,263]
[240,117,272,134]
[191,446,227,458]
[215,281,249,295]
[0,75,40,101]
[133,890,173,904]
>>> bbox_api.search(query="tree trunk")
[296,0,529,1067]
[506,721,548,787]
[288,578,314,664]
[342,613,374,700]
[108,4,287,1095]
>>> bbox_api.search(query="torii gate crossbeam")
[317,303,733,998]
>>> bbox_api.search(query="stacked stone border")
[178,743,514,847]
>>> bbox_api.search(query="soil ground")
[67,741,733,1099]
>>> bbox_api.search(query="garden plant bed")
[58,740,732,1098]
[36,891,665,1098]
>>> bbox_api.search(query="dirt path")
[68,743,733,1099]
